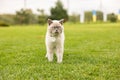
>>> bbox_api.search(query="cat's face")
[47,19,64,36]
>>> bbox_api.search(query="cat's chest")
[50,37,60,43]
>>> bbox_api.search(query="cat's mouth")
[55,31,59,34]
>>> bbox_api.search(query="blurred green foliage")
[107,13,117,22]
[49,0,68,21]
[69,13,80,23]
[37,9,48,25]
[15,9,38,24]
[85,11,103,22]
[0,0,119,25]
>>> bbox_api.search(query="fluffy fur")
[45,19,65,63]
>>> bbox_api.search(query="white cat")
[45,19,65,63]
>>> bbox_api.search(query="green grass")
[0,23,120,80]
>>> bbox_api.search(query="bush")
[37,9,48,25]
[69,13,80,23]
[107,13,117,22]
[38,15,48,25]
[85,11,92,22]
[0,21,10,27]
[96,11,103,21]
[0,14,15,25]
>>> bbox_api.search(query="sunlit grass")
[0,23,120,80]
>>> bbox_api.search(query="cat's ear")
[59,19,65,24]
[47,19,53,25]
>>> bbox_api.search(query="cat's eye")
[53,26,59,29]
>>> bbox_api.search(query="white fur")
[45,20,65,63]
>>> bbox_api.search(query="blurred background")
[0,0,120,26]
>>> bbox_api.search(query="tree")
[37,9,48,25]
[107,13,117,22]
[85,11,92,22]
[96,11,103,21]
[0,14,15,26]
[15,9,37,24]
[49,0,68,20]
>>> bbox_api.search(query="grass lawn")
[0,23,120,80]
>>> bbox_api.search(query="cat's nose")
[56,30,58,32]
[55,30,59,33]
